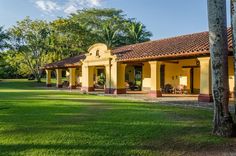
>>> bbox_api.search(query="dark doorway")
[134,66,142,91]
[160,65,165,89]
[190,68,194,94]
[95,68,105,89]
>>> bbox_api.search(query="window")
[96,50,100,57]
[179,76,187,86]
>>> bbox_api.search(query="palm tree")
[101,24,119,48]
[126,22,152,44]
[231,0,236,117]
[208,0,234,137]
[0,26,9,50]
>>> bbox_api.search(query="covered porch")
[45,56,234,103]
[123,59,200,96]
[44,55,85,89]
[44,28,234,103]
[44,46,235,103]
[121,55,234,102]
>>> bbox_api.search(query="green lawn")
[0,79,235,155]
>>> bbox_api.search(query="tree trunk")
[208,0,234,137]
[231,0,236,117]
[35,74,41,83]
[35,68,42,83]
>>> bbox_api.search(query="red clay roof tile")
[45,54,86,69]
[45,28,233,68]
[113,28,232,62]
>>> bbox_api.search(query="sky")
[0,0,232,40]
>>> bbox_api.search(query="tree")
[69,8,126,48]
[208,0,234,137]
[0,26,11,78]
[0,51,18,79]
[43,8,152,55]
[49,18,94,59]
[9,17,50,82]
[4,9,152,80]
[126,22,152,44]
[0,26,9,50]
[101,23,119,48]
[231,0,236,117]
[48,19,68,61]
[68,8,152,48]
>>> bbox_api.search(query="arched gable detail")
[83,43,116,67]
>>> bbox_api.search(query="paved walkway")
[47,87,236,110]
[106,93,215,109]
[92,91,235,111]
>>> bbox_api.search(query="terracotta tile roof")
[45,29,233,69]
[45,54,86,69]
[113,28,233,62]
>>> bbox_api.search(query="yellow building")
[44,29,234,103]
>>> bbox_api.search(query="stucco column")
[116,63,127,94]
[82,65,94,92]
[76,67,82,86]
[149,61,162,97]
[142,62,151,91]
[106,62,126,94]
[56,69,63,88]
[66,70,70,81]
[46,69,52,87]
[198,57,213,102]
[105,64,112,94]
[69,68,76,89]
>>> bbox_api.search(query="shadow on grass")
[0,98,222,155]
[0,123,228,155]
[0,80,234,155]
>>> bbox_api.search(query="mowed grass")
[0,79,235,156]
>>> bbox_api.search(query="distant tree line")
[0,8,152,81]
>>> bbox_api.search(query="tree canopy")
[0,26,9,50]
[65,8,152,48]
[9,17,51,82]
[0,8,152,80]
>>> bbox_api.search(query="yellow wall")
[197,56,234,94]
[114,62,126,89]
[82,43,126,92]
[76,68,82,84]
[149,61,161,91]
[228,56,234,92]
[125,65,135,82]
[46,69,52,85]
[142,62,151,91]
[69,68,76,87]
[66,70,70,81]
[56,69,62,86]
[198,57,212,95]
[164,63,181,88]
[82,44,112,90]
[140,59,201,93]
[171,59,199,93]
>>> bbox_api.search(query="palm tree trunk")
[208,0,234,137]
[231,0,236,117]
